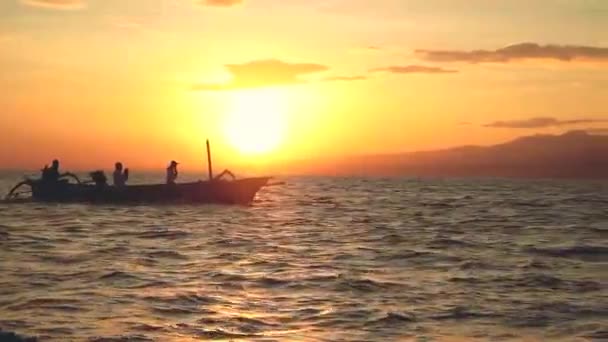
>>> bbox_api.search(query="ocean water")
[0,172,606,341]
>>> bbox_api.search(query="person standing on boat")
[41,159,61,182]
[113,162,129,187]
[166,161,179,184]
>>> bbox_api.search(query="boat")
[6,177,270,205]
[5,140,273,205]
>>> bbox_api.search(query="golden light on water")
[224,89,288,156]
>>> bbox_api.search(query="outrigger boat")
[5,140,272,205]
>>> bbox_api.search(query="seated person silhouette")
[113,162,129,187]
[41,159,61,183]
[166,160,178,184]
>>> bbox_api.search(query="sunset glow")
[1,2,606,341]
[224,89,287,155]
[0,0,606,172]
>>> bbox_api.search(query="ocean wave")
[1,176,606,341]
[512,200,552,208]
[142,293,219,307]
[93,246,131,254]
[458,260,493,270]
[376,234,406,244]
[136,229,190,240]
[367,312,417,325]
[334,277,404,293]
[124,280,170,289]
[229,317,280,334]
[89,335,154,342]
[583,329,608,340]
[60,225,88,233]
[376,250,463,265]
[428,237,476,248]
[37,253,90,264]
[527,302,608,317]
[5,297,84,312]
[213,252,244,261]
[145,250,188,260]
[504,315,552,328]
[374,249,434,260]
[233,316,278,328]
[313,196,337,204]
[527,245,608,261]
[172,323,258,339]
[206,271,249,282]
[0,329,37,342]
[128,323,167,333]
[432,306,502,320]
[504,302,607,328]
[151,306,199,315]
[522,275,602,292]
[300,274,341,283]
[520,259,551,269]
[0,227,9,241]
[315,309,374,329]
[98,271,139,280]
[421,200,456,208]
[449,273,602,292]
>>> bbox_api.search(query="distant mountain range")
[292,131,608,179]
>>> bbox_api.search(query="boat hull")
[30,177,270,205]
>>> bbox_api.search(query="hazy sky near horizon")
[1,0,607,170]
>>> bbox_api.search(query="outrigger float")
[5,140,273,205]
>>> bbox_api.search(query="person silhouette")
[41,159,61,182]
[113,162,129,187]
[166,160,179,184]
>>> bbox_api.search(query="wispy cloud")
[200,0,243,7]
[21,0,85,10]
[324,75,368,82]
[584,128,608,135]
[193,59,328,91]
[0,33,15,44]
[108,16,144,30]
[417,43,608,64]
[349,45,384,55]
[484,117,608,128]
[372,65,458,74]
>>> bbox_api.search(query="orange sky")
[1,0,607,172]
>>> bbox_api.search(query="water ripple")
[0,175,606,341]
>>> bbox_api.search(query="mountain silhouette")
[295,130,608,179]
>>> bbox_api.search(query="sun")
[224,89,287,155]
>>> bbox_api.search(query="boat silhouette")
[5,140,272,205]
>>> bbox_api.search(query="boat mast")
[206,139,214,181]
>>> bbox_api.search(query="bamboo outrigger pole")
[206,139,214,181]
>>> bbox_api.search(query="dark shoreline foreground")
[0,329,36,342]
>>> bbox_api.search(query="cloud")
[0,33,15,44]
[484,117,608,129]
[349,45,384,55]
[108,16,144,30]
[324,75,368,82]
[201,0,243,7]
[193,59,329,91]
[21,0,85,10]
[372,65,458,74]
[584,128,608,135]
[416,43,608,64]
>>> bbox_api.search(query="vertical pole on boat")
[206,139,214,181]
